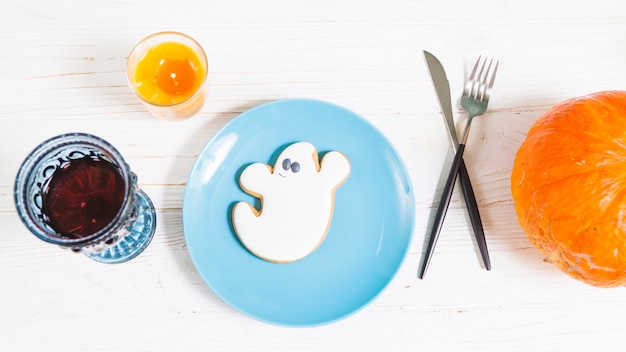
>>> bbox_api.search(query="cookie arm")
[319,151,350,186]
[239,162,272,195]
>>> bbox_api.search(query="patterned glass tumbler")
[14,133,156,264]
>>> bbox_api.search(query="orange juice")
[127,32,208,120]
[134,42,206,105]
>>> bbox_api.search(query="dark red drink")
[42,156,126,239]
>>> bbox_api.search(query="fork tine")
[465,55,499,101]
[467,56,481,80]
[478,58,493,101]
[464,55,482,95]
[484,60,499,101]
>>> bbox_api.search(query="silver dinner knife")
[421,51,491,278]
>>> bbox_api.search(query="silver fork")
[459,56,499,145]
[419,55,499,279]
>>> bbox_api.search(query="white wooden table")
[2,1,626,350]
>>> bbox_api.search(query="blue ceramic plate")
[183,99,414,327]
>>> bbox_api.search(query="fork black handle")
[458,158,491,271]
[419,143,467,279]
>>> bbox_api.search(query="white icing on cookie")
[232,142,350,263]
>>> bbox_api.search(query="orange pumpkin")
[511,90,626,287]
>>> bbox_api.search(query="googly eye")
[290,162,300,173]
[282,158,291,171]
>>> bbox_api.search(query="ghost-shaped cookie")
[232,142,350,263]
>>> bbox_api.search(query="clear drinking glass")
[126,31,208,120]
[14,133,156,264]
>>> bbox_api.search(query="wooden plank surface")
[2,0,626,350]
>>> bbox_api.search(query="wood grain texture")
[2,0,626,350]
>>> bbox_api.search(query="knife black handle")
[459,159,491,271]
[419,143,466,279]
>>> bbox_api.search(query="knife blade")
[424,52,458,145]
[422,51,491,276]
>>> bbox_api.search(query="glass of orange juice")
[126,32,208,120]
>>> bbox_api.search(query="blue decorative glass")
[14,133,156,264]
